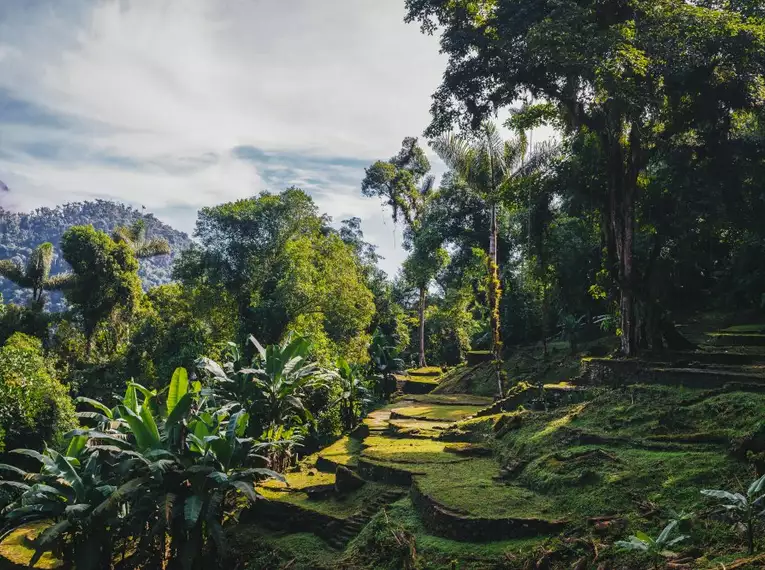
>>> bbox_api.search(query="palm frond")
[134,238,171,259]
[25,243,54,284]
[0,259,30,287]
[44,272,77,291]
[515,141,561,177]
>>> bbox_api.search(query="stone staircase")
[326,489,406,549]
[579,324,765,389]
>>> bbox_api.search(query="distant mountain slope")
[0,200,193,311]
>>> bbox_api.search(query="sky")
[0,0,452,276]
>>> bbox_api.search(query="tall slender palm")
[0,242,74,304]
[431,122,554,397]
[362,137,439,368]
[112,219,171,259]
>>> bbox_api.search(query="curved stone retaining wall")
[409,479,566,542]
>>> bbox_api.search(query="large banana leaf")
[118,405,161,450]
[168,367,189,415]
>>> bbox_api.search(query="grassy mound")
[310,435,361,470]
[413,458,561,520]
[387,418,452,438]
[407,366,443,377]
[361,435,471,465]
[389,404,484,422]
[395,393,493,407]
[259,470,394,519]
[433,363,496,396]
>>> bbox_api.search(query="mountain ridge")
[0,200,193,311]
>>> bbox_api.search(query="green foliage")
[362,137,442,368]
[112,219,171,259]
[0,242,74,304]
[0,201,191,310]
[361,137,434,230]
[125,283,227,386]
[275,231,375,363]
[0,368,281,570]
[616,520,689,569]
[701,474,765,554]
[407,0,765,355]
[0,333,76,451]
[177,189,373,363]
[334,358,372,431]
[61,225,143,353]
[368,329,406,399]
[0,447,118,570]
[201,335,332,437]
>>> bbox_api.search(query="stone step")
[644,350,765,366]
[708,333,765,347]
[580,358,765,388]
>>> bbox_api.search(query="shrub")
[0,333,77,450]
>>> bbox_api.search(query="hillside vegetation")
[0,201,191,309]
[3,0,765,568]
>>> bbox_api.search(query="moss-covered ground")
[309,434,361,469]
[397,367,445,394]
[234,318,765,569]
[259,469,394,519]
[389,404,484,422]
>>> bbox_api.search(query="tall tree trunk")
[605,120,641,357]
[488,205,504,398]
[418,285,427,368]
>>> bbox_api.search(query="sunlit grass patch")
[259,470,396,519]
[389,404,483,422]
[408,366,443,377]
[388,418,451,437]
[260,470,335,494]
[0,522,63,569]
[531,403,587,442]
[362,435,471,464]
[305,435,361,469]
[414,458,561,520]
[398,393,494,406]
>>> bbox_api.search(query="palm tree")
[112,219,171,259]
[431,122,555,397]
[0,242,74,304]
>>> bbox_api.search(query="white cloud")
[0,0,450,275]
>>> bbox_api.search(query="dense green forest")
[3,0,765,569]
[0,202,193,310]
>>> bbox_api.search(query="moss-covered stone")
[335,465,365,493]
[388,404,484,422]
[407,366,443,377]
[410,478,566,542]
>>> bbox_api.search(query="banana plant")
[702,474,765,554]
[0,367,281,570]
[200,334,331,432]
[368,329,405,400]
[76,379,157,430]
[0,446,123,570]
[155,409,283,570]
[615,520,689,569]
[333,358,371,431]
